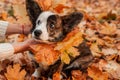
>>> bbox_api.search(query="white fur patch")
[33,11,55,41]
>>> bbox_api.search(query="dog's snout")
[34,30,42,37]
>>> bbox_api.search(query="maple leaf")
[5,64,26,80]
[55,27,83,64]
[29,44,60,66]
[87,65,108,80]
[99,22,117,35]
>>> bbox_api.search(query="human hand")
[13,38,41,53]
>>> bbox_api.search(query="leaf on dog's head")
[5,64,26,80]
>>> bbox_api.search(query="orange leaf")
[71,70,86,80]
[87,66,108,80]
[53,72,61,80]
[30,44,60,66]
[5,64,26,80]
[54,4,69,13]
[55,27,83,64]
[36,0,53,10]
[2,11,8,20]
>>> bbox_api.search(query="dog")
[26,0,84,78]
[26,0,83,43]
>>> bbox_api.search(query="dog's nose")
[34,30,42,37]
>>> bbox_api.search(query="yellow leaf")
[55,28,83,64]
[61,51,70,64]
[90,43,101,57]
[100,22,117,35]
[5,64,26,80]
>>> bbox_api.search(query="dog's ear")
[26,0,42,26]
[61,12,83,34]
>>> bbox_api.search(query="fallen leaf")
[55,27,83,64]
[5,64,26,80]
[30,44,60,66]
[36,0,53,10]
[90,43,102,57]
[54,4,69,13]
[99,22,117,35]
[53,72,61,80]
[103,61,120,79]
[1,11,8,20]
[87,65,108,80]
[71,70,86,80]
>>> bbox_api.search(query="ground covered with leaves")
[0,0,120,80]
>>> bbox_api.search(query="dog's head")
[26,0,83,42]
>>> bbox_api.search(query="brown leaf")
[5,64,26,80]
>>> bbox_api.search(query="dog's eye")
[50,23,55,29]
[37,20,41,25]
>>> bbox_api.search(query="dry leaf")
[52,72,61,80]
[90,43,102,57]
[54,4,69,13]
[99,22,117,35]
[55,27,83,64]
[36,0,53,10]
[5,64,26,80]
[71,70,86,80]
[87,66,108,80]
[1,11,8,20]
[30,44,60,66]
[103,61,120,79]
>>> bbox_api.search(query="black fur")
[26,0,42,31]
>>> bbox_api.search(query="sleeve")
[0,43,14,60]
[0,20,9,42]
